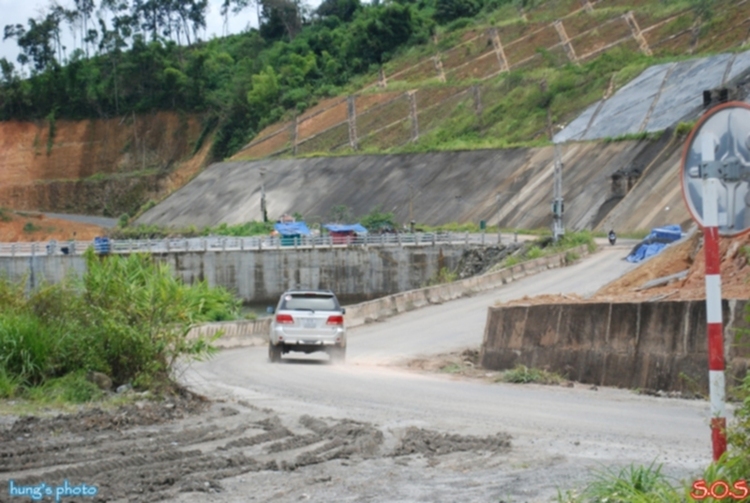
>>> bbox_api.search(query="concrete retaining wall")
[0,245,470,304]
[480,299,750,393]
[187,245,592,347]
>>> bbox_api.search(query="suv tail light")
[275,314,294,324]
[326,315,344,325]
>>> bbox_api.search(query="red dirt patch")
[0,210,104,242]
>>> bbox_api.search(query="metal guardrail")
[0,232,511,257]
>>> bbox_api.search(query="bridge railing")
[0,232,507,257]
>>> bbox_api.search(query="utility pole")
[552,144,564,242]
[260,166,268,223]
[542,79,564,242]
[409,184,414,223]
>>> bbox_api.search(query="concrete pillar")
[623,11,652,56]
[347,95,358,150]
[408,91,419,142]
[553,20,578,64]
[433,55,446,82]
[487,27,509,73]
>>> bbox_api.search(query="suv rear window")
[280,293,339,311]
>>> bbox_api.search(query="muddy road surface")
[2,247,714,502]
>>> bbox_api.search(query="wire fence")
[0,232,514,257]
[231,0,729,159]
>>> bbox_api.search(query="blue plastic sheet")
[323,224,368,234]
[626,242,667,263]
[625,224,683,263]
[274,222,311,236]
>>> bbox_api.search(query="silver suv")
[268,290,346,363]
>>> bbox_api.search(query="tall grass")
[0,249,240,398]
[558,462,683,503]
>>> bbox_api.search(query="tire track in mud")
[2,400,512,502]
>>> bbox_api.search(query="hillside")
[2,0,749,219]
[233,0,750,159]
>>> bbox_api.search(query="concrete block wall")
[480,299,750,393]
[0,245,468,304]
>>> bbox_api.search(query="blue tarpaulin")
[274,222,311,236]
[626,225,683,263]
[323,224,368,234]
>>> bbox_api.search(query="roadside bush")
[0,249,240,398]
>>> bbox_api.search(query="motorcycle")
[608,230,617,245]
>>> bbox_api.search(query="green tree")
[434,0,482,24]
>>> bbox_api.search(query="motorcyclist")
[608,229,617,245]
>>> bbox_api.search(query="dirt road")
[2,247,714,502]
[179,246,713,502]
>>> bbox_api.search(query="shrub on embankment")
[0,250,239,402]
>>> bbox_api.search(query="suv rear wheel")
[329,346,346,364]
[268,343,282,363]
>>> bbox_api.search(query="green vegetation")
[360,208,398,232]
[109,220,273,239]
[439,363,463,374]
[675,120,698,137]
[22,221,41,233]
[0,0,725,161]
[557,462,682,503]
[493,230,596,270]
[0,0,446,159]
[0,249,239,402]
[427,266,458,286]
[498,365,564,385]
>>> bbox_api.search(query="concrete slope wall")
[0,245,469,304]
[139,140,690,232]
[480,300,750,393]
[596,135,692,232]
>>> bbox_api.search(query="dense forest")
[0,0,507,158]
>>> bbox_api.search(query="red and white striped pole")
[700,134,727,461]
